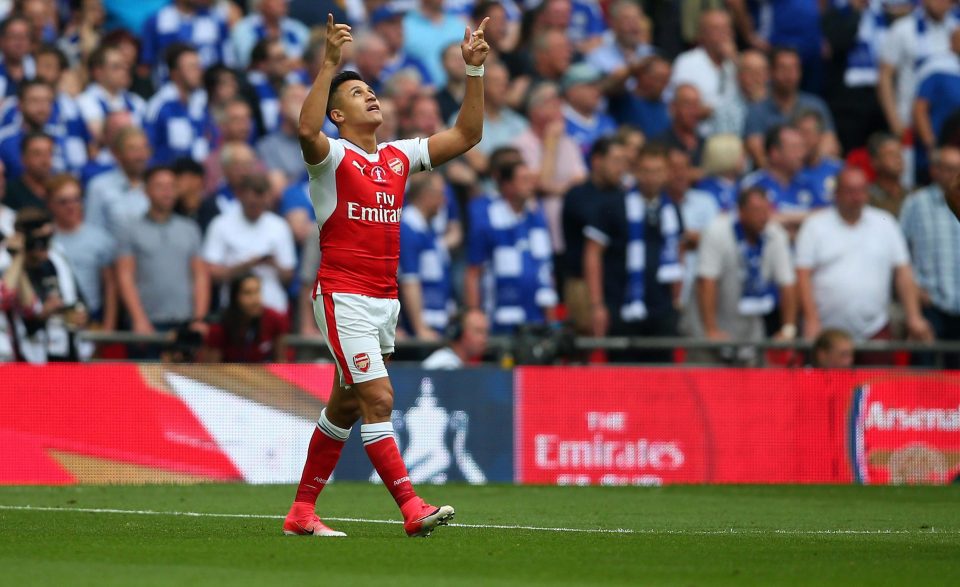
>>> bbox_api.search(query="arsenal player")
[283,14,488,538]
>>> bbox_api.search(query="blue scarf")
[734,221,776,316]
[621,193,683,322]
[844,4,889,87]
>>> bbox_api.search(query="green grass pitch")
[0,483,958,586]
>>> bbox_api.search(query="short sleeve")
[304,137,345,180]
[583,198,617,247]
[886,217,911,267]
[76,92,103,125]
[387,137,433,173]
[878,20,908,67]
[696,219,727,279]
[115,225,135,258]
[201,217,228,264]
[272,219,297,270]
[398,222,421,281]
[767,226,796,286]
[184,219,203,257]
[917,74,939,102]
[466,208,490,266]
[743,102,768,138]
[793,217,818,269]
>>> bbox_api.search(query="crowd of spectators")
[0,0,958,366]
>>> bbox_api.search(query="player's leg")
[283,292,364,537]
[350,297,454,537]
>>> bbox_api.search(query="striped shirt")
[900,185,960,314]
[467,198,558,333]
[399,206,452,332]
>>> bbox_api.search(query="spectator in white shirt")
[796,166,933,349]
[202,172,296,315]
[669,9,737,124]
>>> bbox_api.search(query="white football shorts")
[313,288,400,386]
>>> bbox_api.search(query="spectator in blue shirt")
[144,43,215,165]
[77,44,147,147]
[140,0,233,81]
[744,47,838,168]
[246,38,294,136]
[0,80,77,180]
[0,16,36,99]
[371,3,434,87]
[914,35,960,155]
[400,172,453,340]
[230,0,310,69]
[561,62,617,161]
[742,124,825,237]
[569,0,608,52]
[403,0,467,88]
[608,55,672,139]
[795,109,843,205]
[465,160,558,334]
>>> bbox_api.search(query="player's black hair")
[472,0,503,22]
[326,70,365,125]
[19,131,53,156]
[144,164,176,184]
[165,42,198,75]
[171,157,205,177]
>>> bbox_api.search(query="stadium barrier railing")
[75,330,960,367]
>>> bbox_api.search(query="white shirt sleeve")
[767,224,796,286]
[878,18,911,68]
[201,217,228,264]
[885,214,911,267]
[697,218,728,279]
[272,216,298,270]
[388,137,433,173]
[304,137,345,179]
[76,91,103,126]
[794,216,818,270]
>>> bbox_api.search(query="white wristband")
[465,64,484,77]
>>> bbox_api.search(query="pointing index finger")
[476,17,490,34]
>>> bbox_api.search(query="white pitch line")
[0,505,633,535]
[0,505,957,536]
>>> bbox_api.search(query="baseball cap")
[561,63,603,92]
[370,3,407,26]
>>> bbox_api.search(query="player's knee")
[358,383,394,421]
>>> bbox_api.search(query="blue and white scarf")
[621,193,683,322]
[734,221,776,316]
[845,1,890,87]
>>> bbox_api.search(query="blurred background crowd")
[0,0,958,367]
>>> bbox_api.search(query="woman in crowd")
[203,272,288,363]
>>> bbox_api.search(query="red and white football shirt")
[306,137,432,300]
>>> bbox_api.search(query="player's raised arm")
[427,17,490,167]
[298,14,352,165]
